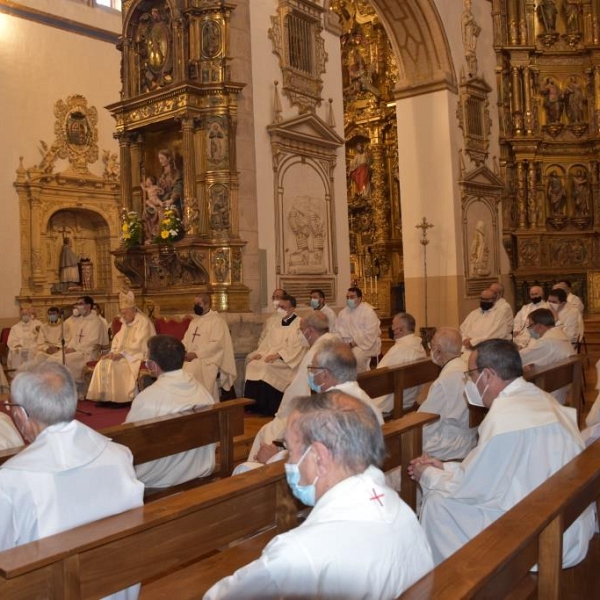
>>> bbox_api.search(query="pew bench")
[357,358,441,420]
[0,411,439,599]
[400,436,600,599]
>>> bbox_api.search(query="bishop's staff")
[416,217,434,328]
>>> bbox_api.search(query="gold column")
[117,133,132,210]
[508,0,519,45]
[181,117,201,236]
[518,0,528,45]
[30,194,44,287]
[511,66,523,135]
[523,66,533,135]
[527,161,537,228]
[594,67,600,135]
[517,160,527,229]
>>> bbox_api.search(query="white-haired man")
[87,291,156,404]
[205,391,433,599]
[513,285,548,348]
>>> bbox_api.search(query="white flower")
[169,229,177,236]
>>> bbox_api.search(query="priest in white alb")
[87,291,156,404]
[7,306,42,369]
[183,292,236,400]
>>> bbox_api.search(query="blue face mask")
[346,298,357,309]
[285,445,318,506]
[49,314,58,323]
[308,371,321,393]
[310,298,320,309]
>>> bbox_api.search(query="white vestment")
[495,297,513,323]
[0,420,144,600]
[182,310,237,399]
[330,380,384,425]
[0,414,23,450]
[419,378,595,567]
[418,355,477,461]
[7,319,42,369]
[245,314,305,392]
[204,466,433,600]
[246,333,339,462]
[47,313,109,383]
[87,312,156,403]
[520,326,575,404]
[125,369,215,487]
[460,304,513,346]
[554,303,582,344]
[314,304,337,332]
[567,292,584,315]
[334,302,381,372]
[513,300,549,349]
[373,333,426,412]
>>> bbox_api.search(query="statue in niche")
[202,20,221,58]
[157,149,183,216]
[563,0,581,33]
[102,150,119,181]
[461,0,481,76]
[209,185,230,231]
[142,175,165,242]
[207,121,226,163]
[59,238,81,289]
[286,196,327,270]
[537,0,558,32]
[288,206,311,265]
[346,47,380,97]
[347,142,372,198]
[572,168,590,216]
[469,220,491,277]
[563,76,585,123]
[541,77,563,123]
[138,7,172,92]
[547,171,567,215]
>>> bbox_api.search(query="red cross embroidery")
[191,327,201,342]
[369,489,384,506]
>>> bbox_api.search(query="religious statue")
[469,220,490,277]
[207,122,226,163]
[59,237,80,288]
[563,0,581,33]
[142,175,165,242]
[157,148,183,216]
[537,0,558,32]
[288,206,310,265]
[572,168,590,216]
[209,185,230,231]
[347,142,372,198]
[102,150,120,181]
[461,0,481,76]
[563,76,585,123]
[541,77,563,123]
[346,47,380,97]
[547,171,567,216]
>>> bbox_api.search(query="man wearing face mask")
[204,391,433,600]
[245,294,306,415]
[182,293,236,400]
[256,288,286,347]
[512,285,548,349]
[334,286,381,372]
[409,339,594,568]
[7,306,42,370]
[417,327,477,461]
[547,287,582,344]
[308,288,337,332]
[460,288,513,350]
[372,312,426,414]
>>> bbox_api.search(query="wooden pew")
[0,411,439,600]
[0,398,253,492]
[357,358,441,419]
[400,436,600,599]
[469,355,584,428]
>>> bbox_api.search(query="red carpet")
[76,400,130,430]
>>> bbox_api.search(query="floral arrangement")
[157,207,183,243]
[121,210,143,248]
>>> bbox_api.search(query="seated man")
[7,305,42,369]
[125,334,216,488]
[513,285,548,349]
[460,288,513,350]
[204,391,433,599]
[409,339,594,567]
[47,296,109,393]
[490,282,513,322]
[373,312,426,414]
[244,293,306,416]
[554,279,584,315]
[183,292,236,400]
[520,307,575,405]
[548,287,582,344]
[309,288,337,332]
[87,291,156,404]
[334,286,381,372]
[0,363,144,583]
[35,306,64,360]
[418,327,477,461]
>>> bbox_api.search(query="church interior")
[1,0,600,597]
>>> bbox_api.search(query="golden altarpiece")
[492,0,600,310]
[108,0,249,312]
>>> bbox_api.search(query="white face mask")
[464,371,488,407]
[548,301,560,312]
[272,300,280,310]
[277,307,287,317]
[72,307,80,317]
[21,315,30,323]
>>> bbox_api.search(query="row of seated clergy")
[0,361,144,600]
[204,390,433,599]
[409,339,595,568]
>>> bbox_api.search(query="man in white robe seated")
[548,287,582,344]
[520,307,575,405]
[204,390,433,600]
[7,306,42,370]
[373,312,426,414]
[334,286,381,372]
[0,413,23,450]
[87,292,156,405]
[460,288,513,350]
[513,285,548,349]
[309,288,337,332]
[47,296,109,393]
[183,292,236,400]
[0,363,143,599]
[125,334,216,488]
[409,339,594,567]
[35,306,64,361]
[490,282,513,322]
[244,293,306,416]
[418,327,477,461]
[554,279,584,315]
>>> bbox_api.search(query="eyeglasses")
[3,402,29,418]
[307,366,328,373]
[463,367,480,383]
[526,323,535,330]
